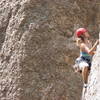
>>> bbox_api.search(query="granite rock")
[0,0,100,100]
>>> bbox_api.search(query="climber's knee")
[82,66,88,72]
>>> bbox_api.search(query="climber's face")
[84,32,90,38]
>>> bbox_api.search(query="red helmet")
[75,28,87,37]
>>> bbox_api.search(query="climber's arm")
[80,40,99,55]
[88,40,99,55]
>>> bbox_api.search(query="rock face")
[84,33,100,100]
[0,0,100,100]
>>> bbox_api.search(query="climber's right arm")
[80,40,99,55]
[88,40,99,55]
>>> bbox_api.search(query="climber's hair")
[76,35,85,47]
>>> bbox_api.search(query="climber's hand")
[90,51,96,55]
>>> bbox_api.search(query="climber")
[74,28,99,88]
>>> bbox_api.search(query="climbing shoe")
[83,83,88,88]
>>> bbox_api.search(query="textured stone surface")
[0,0,100,100]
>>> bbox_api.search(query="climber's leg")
[82,66,89,84]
